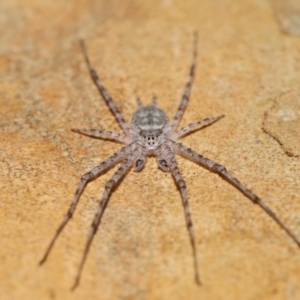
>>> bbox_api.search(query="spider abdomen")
[132,105,168,130]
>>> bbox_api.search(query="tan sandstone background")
[1,0,300,299]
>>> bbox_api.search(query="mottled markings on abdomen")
[132,105,168,130]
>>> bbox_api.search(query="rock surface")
[1,0,300,299]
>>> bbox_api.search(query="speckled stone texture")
[1,1,300,299]
[263,89,300,157]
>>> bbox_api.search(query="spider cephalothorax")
[132,104,169,150]
[139,128,165,147]
[40,34,300,290]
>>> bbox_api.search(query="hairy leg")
[162,143,200,284]
[173,141,300,247]
[172,114,225,140]
[152,94,158,106]
[39,145,133,265]
[136,96,143,109]
[80,40,130,134]
[72,149,139,290]
[170,33,198,131]
[71,128,130,144]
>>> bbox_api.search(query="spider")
[40,34,300,290]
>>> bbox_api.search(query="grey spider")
[40,34,300,290]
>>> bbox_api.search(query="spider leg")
[79,40,130,135]
[71,150,139,291]
[172,114,225,140]
[162,143,201,285]
[71,128,131,144]
[134,156,146,172]
[173,141,300,248]
[136,96,143,109]
[39,145,131,265]
[152,94,158,106]
[157,158,169,172]
[171,32,198,131]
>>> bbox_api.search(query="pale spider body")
[40,34,300,290]
[132,105,169,153]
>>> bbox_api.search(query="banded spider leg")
[40,33,300,291]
